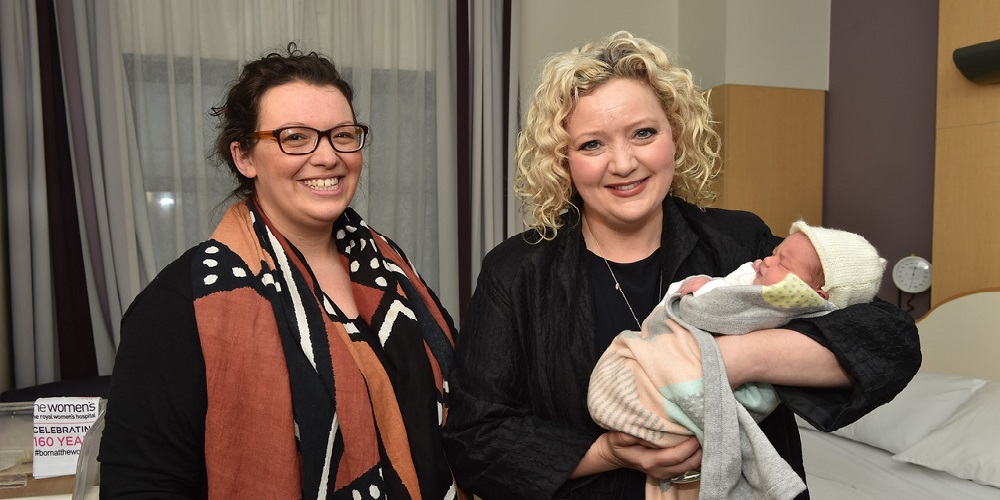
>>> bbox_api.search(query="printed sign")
[32,397,101,478]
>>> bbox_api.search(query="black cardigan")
[442,197,921,500]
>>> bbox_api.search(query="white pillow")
[893,380,1000,487]
[829,372,986,454]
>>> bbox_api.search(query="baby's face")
[752,233,824,288]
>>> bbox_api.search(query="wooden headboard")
[916,288,1000,380]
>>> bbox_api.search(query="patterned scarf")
[192,199,457,499]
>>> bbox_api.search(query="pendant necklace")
[586,219,662,329]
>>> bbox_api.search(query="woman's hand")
[601,432,702,480]
[570,432,702,480]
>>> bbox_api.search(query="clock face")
[892,256,932,293]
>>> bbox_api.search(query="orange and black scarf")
[192,199,457,499]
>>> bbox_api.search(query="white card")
[32,397,101,479]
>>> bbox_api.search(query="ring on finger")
[669,469,701,484]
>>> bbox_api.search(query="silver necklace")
[587,222,663,329]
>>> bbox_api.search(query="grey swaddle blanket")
[588,271,837,499]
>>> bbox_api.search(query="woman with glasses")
[99,43,458,499]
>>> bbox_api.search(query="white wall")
[678,0,727,89]
[519,0,831,99]
[721,0,830,90]
[518,0,679,102]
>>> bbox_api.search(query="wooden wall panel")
[937,0,1000,128]
[709,84,825,234]
[932,122,1000,303]
[933,0,1000,306]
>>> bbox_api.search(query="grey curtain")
[457,0,519,315]
[1,0,461,391]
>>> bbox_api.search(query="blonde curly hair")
[515,31,721,239]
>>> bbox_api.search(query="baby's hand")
[676,276,711,295]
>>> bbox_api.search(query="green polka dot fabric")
[761,273,826,309]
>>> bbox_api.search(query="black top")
[441,196,921,500]
[583,249,661,500]
[583,249,661,355]
[99,247,208,499]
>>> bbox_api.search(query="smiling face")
[231,81,362,237]
[565,78,675,236]
[753,233,826,295]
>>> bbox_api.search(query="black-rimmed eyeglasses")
[250,124,369,154]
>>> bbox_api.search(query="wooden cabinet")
[932,0,1000,306]
[708,84,826,235]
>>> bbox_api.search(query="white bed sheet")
[799,427,1000,500]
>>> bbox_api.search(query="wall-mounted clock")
[892,255,932,294]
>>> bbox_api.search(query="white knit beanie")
[788,220,886,309]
